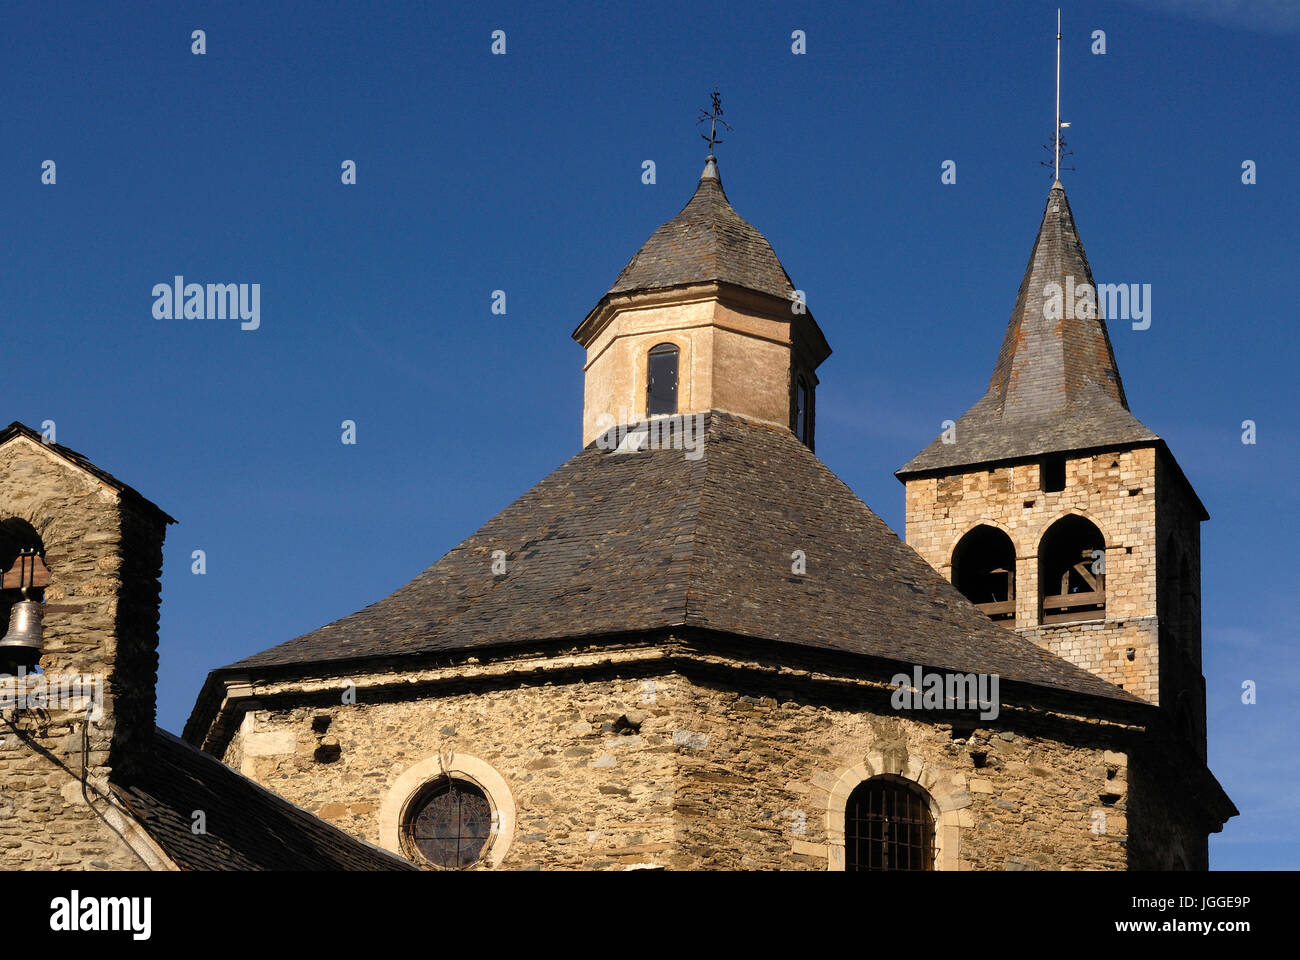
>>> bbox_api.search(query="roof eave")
[191,624,1149,738]
[573,280,825,358]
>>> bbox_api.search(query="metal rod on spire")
[698,88,732,158]
[1055,8,1062,181]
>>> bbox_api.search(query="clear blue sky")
[3,1,1295,869]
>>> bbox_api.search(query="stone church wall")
[224,661,1132,870]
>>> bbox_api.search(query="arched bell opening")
[951,525,1016,623]
[0,518,49,671]
[1038,515,1106,625]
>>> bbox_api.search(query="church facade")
[169,156,1235,870]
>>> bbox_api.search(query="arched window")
[845,777,935,871]
[404,776,493,869]
[0,518,45,585]
[646,343,679,416]
[1039,515,1106,624]
[951,525,1016,622]
[794,375,812,447]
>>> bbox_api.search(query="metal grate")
[408,779,492,869]
[845,778,935,871]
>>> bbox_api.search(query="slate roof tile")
[899,182,1157,476]
[606,163,796,301]
[112,728,417,870]
[216,412,1137,707]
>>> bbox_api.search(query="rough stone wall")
[1154,454,1207,757]
[0,436,166,870]
[667,674,1129,871]
[903,446,1162,703]
[229,674,678,868]
[1126,742,1210,870]
[223,665,1132,871]
[110,501,168,775]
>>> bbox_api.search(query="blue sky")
[2,1,1295,868]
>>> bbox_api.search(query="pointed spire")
[598,158,795,303]
[990,180,1128,419]
[897,181,1158,477]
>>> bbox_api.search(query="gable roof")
[213,412,1137,707]
[0,421,176,524]
[601,159,797,305]
[898,182,1158,477]
[111,728,416,870]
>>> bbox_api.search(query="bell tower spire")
[897,58,1213,763]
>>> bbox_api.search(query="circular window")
[380,754,515,868]
[405,777,493,869]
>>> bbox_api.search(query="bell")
[0,597,43,668]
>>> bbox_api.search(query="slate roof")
[215,412,1138,706]
[111,728,417,870]
[603,158,797,302]
[0,421,176,524]
[899,182,1158,476]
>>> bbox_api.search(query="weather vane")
[698,88,733,157]
[1041,9,1075,178]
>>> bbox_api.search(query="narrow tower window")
[1038,515,1106,624]
[646,343,679,416]
[951,525,1016,622]
[1041,454,1067,492]
[795,375,812,446]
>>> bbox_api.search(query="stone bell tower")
[0,423,173,868]
[572,154,831,448]
[896,182,1210,758]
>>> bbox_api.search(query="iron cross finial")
[698,88,733,157]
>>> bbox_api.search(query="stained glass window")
[407,778,492,869]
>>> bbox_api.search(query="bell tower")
[573,151,830,448]
[896,181,1210,758]
[0,422,172,777]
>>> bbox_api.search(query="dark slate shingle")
[112,728,417,871]
[605,163,796,302]
[217,413,1137,706]
[898,182,1157,476]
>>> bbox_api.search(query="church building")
[166,153,1235,870]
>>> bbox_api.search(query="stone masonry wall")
[1126,741,1210,870]
[0,436,165,870]
[1154,454,1207,756]
[903,446,1162,703]
[230,674,677,869]
[224,664,1132,870]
